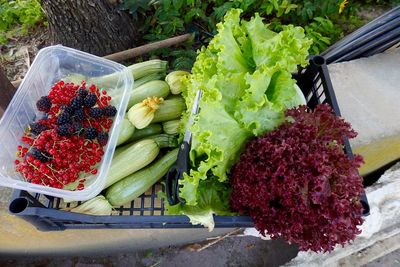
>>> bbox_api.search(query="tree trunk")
[40,0,137,56]
[0,66,16,118]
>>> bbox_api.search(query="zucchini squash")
[127,96,186,129]
[105,134,177,188]
[69,148,179,215]
[91,59,168,88]
[127,80,170,109]
[162,120,180,135]
[116,118,135,146]
[152,96,186,123]
[106,148,179,206]
[128,124,162,143]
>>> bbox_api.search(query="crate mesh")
[35,183,166,217]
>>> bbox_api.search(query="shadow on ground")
[0,236,298,267]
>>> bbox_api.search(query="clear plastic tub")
[0,45,133,201]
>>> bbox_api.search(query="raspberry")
[70,96,84,110]
[89,107,103,119]
[57,124,74,136]
[36,96,52,112]
[27,147,50,162]
[85,127,98,139]
[73,109,85,122]
[56,112,71,125]
[29,123,48,135]
[97,132,109,146]
[77,88,88,98]
[102,105,117,117]
[83,94,97,107]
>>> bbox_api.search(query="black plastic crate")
[8,55,370,231]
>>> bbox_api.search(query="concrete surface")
[0,236,298,267]
[364,249,400,267]
[328,48,400,176]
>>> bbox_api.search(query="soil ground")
[0,236,298,267]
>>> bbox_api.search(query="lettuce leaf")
[166,177,234,231]
[164,9,311,229]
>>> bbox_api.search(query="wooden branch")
[104,33,194,62]
[196,228,242,252]
[0,66,17,118]
[10,33,194,89]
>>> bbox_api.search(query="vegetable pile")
[230,104,364,252]
[165,9,312,229]
[15,81,116,190]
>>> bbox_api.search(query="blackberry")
[83,94,97,107]
[72,122,83,133]
[36,96,52,113]
[97,132,109,146]
[61,105,74,115]
[29,122,48,135]
[28,147,50,162]
[70,96,84,110]
[77,88,88,98]
[73,108,85,122]
[89,107,103,119]
[85,127,98,139]
[102,105,117,117]
[56,112,71,125]
[57,124,73,136]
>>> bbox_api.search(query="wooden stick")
[196,228,242,252]
[10,33,194,89]
[104,33,194,62]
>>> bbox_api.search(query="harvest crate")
[8,55,370,231]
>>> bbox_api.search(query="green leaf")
[164,177,234,230]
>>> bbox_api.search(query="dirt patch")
[0,236,298,267]
[0,25,49,82]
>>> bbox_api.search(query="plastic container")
[0,45,133,201]
[8,55,369,231]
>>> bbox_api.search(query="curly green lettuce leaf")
[235,68,306,136]
[165,177,234,231]
[243,15,312,72]
[180,101,251,205]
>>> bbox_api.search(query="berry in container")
[0,45,133,201]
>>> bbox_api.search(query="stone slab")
[328,49,400,175]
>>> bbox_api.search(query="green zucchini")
[162,120,180,135]
[116,118,135,146]
[106,148,179,206]
[128,124,162,143]
[134,72,166,89]
[152,96,186,123]
[113,141,132,158]
[105,135,176,188]
[91,59,168,88]
[127,80,170,109]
